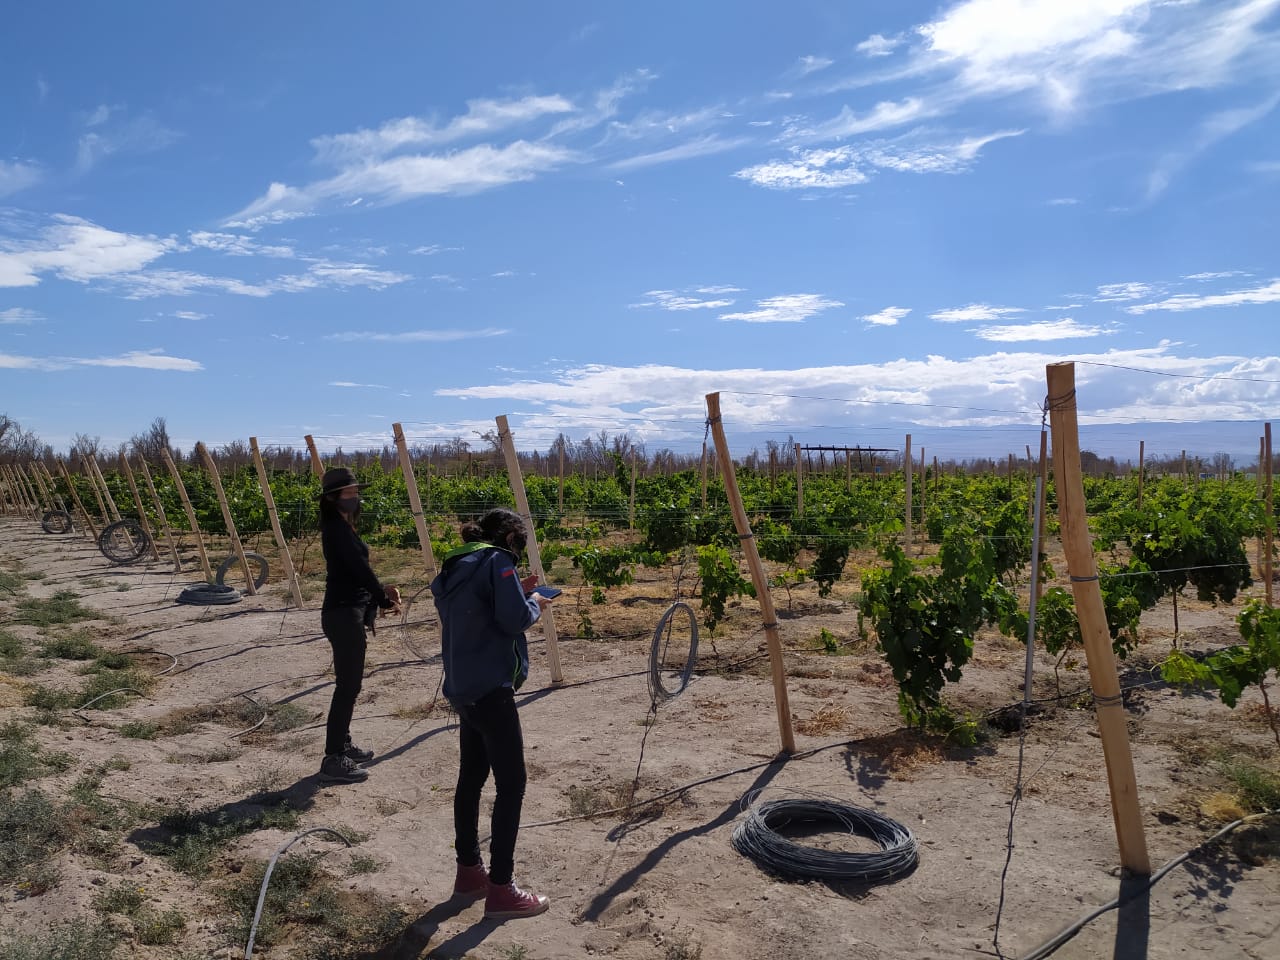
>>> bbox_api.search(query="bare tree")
[129,416,173,464]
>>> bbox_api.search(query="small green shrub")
[0,918,118,960]
[13,591,98,628]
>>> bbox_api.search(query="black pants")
[321,606,367,757]
[454,686,526,886]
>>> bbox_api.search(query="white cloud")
[856,33,904,58]
[696,285,742,294]
[789,97,934,140]
[720,294,843,324]
[1251,160,1280,174]
[74,348,202,371]
[1147,92,1280,199]
[1125,277,1280,313]
[106,259,410,299]
[0,307,41,325]
[411,244,463,256]
[492,270,515,278]
[1095,281,1157,301]
[0,351,63,371]
[0,161,42,198]
[797,55,834,75]
[861,306,910,326]
[632,289,738,311]
[329,381,387,389]
[76,110,180,172]
[188,231,296,258]
[610,135,749,170]
[735,148,870,190]
[930,303,1026,322]
[172,310,208,321]
[973,318,1115,341]
[1047,197,1079,205]
[325,327,509,343]
[0,215,177,288]
[1184,270,1249,281]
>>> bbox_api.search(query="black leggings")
[321,607,367,756]
[454,686,526,886]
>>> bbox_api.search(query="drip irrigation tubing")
[244,828,352,960]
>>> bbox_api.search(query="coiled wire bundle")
[731,792,918,884]
[648,601,698,704]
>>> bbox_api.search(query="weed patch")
[13,591,98,629]
[0,918,118,959]
[0,721,74,788]
[143,800,301,877]
[1217,756,1280,813]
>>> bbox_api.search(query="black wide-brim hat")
[320,466,369,497]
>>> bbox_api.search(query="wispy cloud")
[1047,197,1079,206]
[329,380,387,389]
[860,306,910,326]
[787,97,935,140]
[172,310,208,321]
[1125,277,1280,313]
[325,327,509,343]
[720,294,843,324]
[410,244,463,256]
[930,303,1025,322]
[108,260,410,299]
[0,160,42,198]
[610,135,749,170]
[1184,270,1250,282]
[0,307,41,325]
[973,318,1115,341]
[856,33,904,58]
[1147,92,1280,199]
[0,215,177,288]
[1095,281,1158,301]
[188,231,296,258]
[796,55,834,75]
[1,347,201,372]
[632,289,738,311]
[76,107,180,173]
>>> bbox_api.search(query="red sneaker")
[484,880,549,919]
[453,862,489,900]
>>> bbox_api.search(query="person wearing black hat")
[318,466,400,783]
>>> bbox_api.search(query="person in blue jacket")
[431,508,553,919]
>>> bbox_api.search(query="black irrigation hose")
[1019,809,1279,960]
[648,601,698,704]
[73,687,151,722]
[176,582,242,606]
[216,552,270,589]
[97,519,151,565]
[41,509,74,534]
[244,827,352,960]
[731,792,918,884]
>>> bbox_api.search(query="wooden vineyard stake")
[1036,430,1049,599]
[918,446,927,554]
[162,447,214,582]
[25,463,53,512]
[1259,436,1267,580]
[844,448,851,493]
[495,415,563,684]
[558,441,565,513]
[88,454,123,521]
[700,441,709,509]
[305,435,324,478]
[1046,362,1151,876]
[1137,440,1145,510]
[3,465,30,515]
[18,464,44,512]
[34,462,68,517]
[136,457,180,572]
[628,449,637,529]
[1026,444,1036,521]
[904,434,913,550]
[80,459,110,525]
[706,392,796,755]
[56,458,97,539]
[250,437,304,609]
[391,423,439,581]
[1265,423,1274,608]
[795,442,804,517]
[118,452,161,562]
[0,466,17,515]
[769,447,778,497]
[1181,449,1188,484]
[196,443,257,596]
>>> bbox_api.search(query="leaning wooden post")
[904,434,913,549]
[118,452,161,562]
[56,458,97,540]
[250,438,304,609]
[79,459,110,525]
[557,441,565,514]
[706,393,796,754]
[1137,440,1146,510]
[1265,423,1274,609]
[1046,362,1150,876]
[305,435,324,478]
[35,462,67,515]
[196,443,256,596]
[19,464,46,512]
[162,447,214,582]
[795,442,804,517]
[88,454,123,521]
[628,449,637,529]
[25,463,53,512]
[0,466,19,515]
[4,465,31,515]
[391,423,439,581]
[136,457,180,572]
[699,441,709,510]
[495,415,563,683]
[1036,430,1049,599]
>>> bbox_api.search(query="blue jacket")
[430,542,541,707]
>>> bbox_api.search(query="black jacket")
[321,516,393,613]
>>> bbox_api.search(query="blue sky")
[3,0,1279,461]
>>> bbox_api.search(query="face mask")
[336,496,360,515]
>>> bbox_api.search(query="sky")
[2,0,1279,462]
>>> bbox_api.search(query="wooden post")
[163,447,214,582]
[844,449,852,493]
[700,441,709,510]
[136,457,180,572]
[4,465,31,515]
[769,448,778,497]
[1046,362,1151,875]
[88,454,122,521]
[35,462,67,516]
[250,438,304,609]
[495,415,563,683]
[557,441,565,513]
[305,435,324,478]
[0,466,14,515]
[19,464,45,512]
[1181,449,1187,484]
[628,449,637,529]
[795,442,804,517]
[1259,436,1266,580]
[918,446,927,553]
[1036,430,1049,599]
[391,423,439,580]
[933,456,939,498]
[904,434,913,549]
[1265,423,1274,608]
[1137,440,1145,510]
[196,443,256,595]
[706,393,796,754]
[118,452,161,561]
[57,458,97,540]
[25,463,53,512]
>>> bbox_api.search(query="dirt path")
[1,517,1277,959]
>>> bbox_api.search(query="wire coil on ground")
[215,552,269,589]
[648,601,698,704]
[731,793,918,884]
[176,582,242,606]
[41,510,74,534]
[97,519,151,564]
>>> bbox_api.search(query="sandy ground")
[1,515,1278,960]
